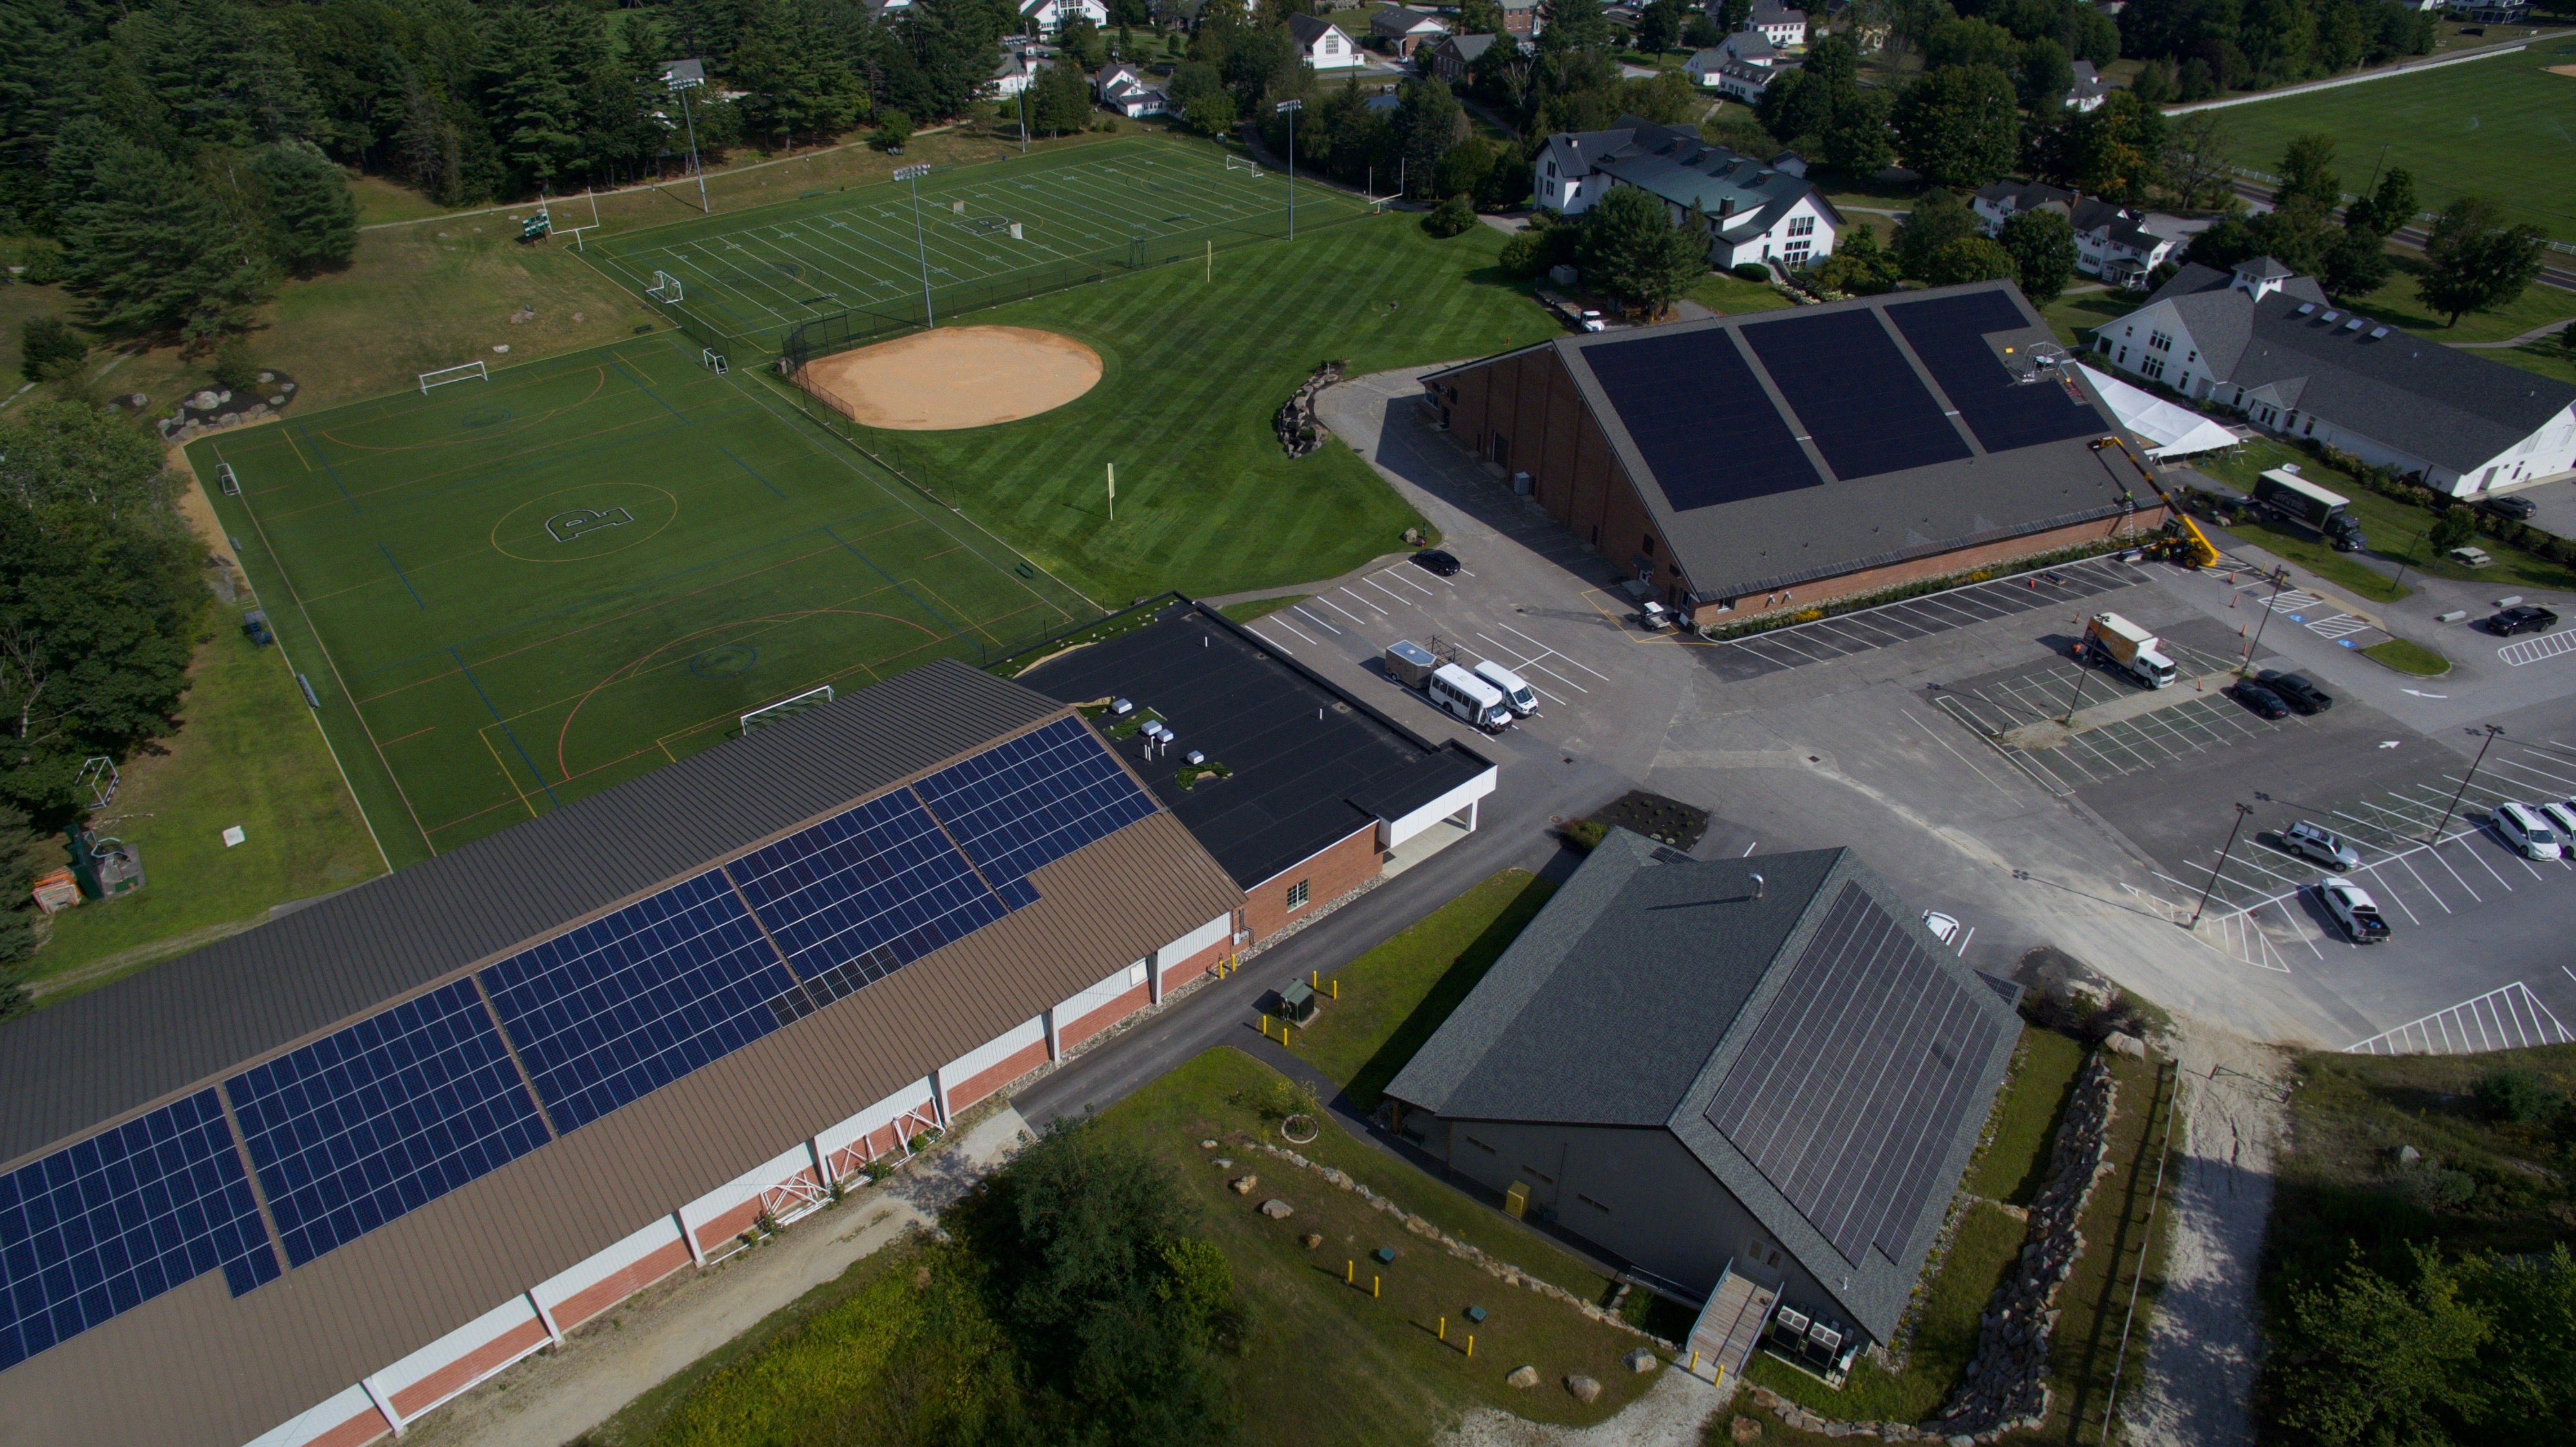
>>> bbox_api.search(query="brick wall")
[1242,825,1382,942]
[1695,505,2169,624]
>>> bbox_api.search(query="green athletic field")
[2211,34,2576,241]
[587,134,1374,356]
[192,334,1094,866]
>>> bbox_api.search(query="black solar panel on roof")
[227,977,551,1268]
[1702,883,2004,1264]
[1886,291,2104,454]
[912,716,1158,902]
[0,1089,277,1370]
[1580,328,1822,511]
[1742,309,1971,480]
[728,789,1011,985]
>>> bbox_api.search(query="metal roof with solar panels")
[1429,279,2148,604]
[0,661,1238,1436]
[1381,833,2020,1344]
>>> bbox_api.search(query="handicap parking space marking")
[2346,982,2575,1055]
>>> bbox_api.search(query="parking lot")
[1696,555,2157,683]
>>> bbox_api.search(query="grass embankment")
[1685,270,1798,316]
[1218,595,1308,623]
[876,213,1556,604]
[2361,638,2453,675]
[1744,1032,2180,1447]
[1291,868,1558,1111]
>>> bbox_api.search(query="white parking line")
[1291,604,1342,636]
[1376,567,1434,597]
[2498,630,2576,667]
[2348,982,2574,1055]
[1498,622,1611,682]
[1314,594,1371,627]
[1252,623,1302,649]
[1360,576,1415,607]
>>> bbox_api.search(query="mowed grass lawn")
[2212,35,2576,242]
[835,212,1558,603]
[192,334,1092,864]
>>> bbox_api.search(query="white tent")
[2075,364,2239,460]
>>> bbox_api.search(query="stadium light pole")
[667,69,710,214]
[1276,98,1302,240]
[894,163,934,329]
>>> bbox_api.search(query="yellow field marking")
[281,425,313,472]
[376,724,438,749]
[478,725,541,821]
[904,574,1007,647]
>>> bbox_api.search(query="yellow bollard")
[1331,978,1338,999]
[1467,1334,1474,1358]
[1373,1275,1380,1299]
[1689,1349,1698,1373]
[1439,1317,1446,1341]
[1311,969,1318,989]
[1347,1260,1354,1284]
[1260,1015,1269,1038]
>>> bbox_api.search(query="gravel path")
[2120,1026,2291,1447]
[1435,1367,1727,1447]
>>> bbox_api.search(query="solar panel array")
[1886,291,2105,454]
[0,1090,277,1370]
[1702,883,2006,1265]
[0,714,1165,1371]
[479,871,798,1134]
[228,978,552,1267]
[1741,309,1972,481]
[1581,329,1822,511]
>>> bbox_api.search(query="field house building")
[1020,600,1499,939]
[0,662,1291,1447]
[1384,833,2020,1366]
[1422,279,2166,625]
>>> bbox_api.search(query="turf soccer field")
[2214,35,2576,241]
[586,134,1371,354]
[192,334,1092,865]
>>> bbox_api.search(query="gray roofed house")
[1427,30,1500,81]
[1971,179,2180,283]
[2097,258,2576,494]
[1384,834,2020,1357]
[1532,115,1836,270]
[2065,59,2108,110]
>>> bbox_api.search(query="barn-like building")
[0,662,1252,1447]
[1420,280,2166,626]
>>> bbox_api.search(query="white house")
[1742,0,1807,47]
[1018,0,1108,36]
[1535,116,1838,269]
[991,45,1049,97]
[1287,12,1365,69]
[1684,48,1780,101]
[1971,179,2180,286]
[1096,63,1167,115]
[2095,258,2576,496]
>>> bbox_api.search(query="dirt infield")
[800,325,1103,430]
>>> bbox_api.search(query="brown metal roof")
[0,666,1242,1447]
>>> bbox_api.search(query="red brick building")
[1422,281,2168,626]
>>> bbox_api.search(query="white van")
[1472,660,1539,716]
[2492,802,2562,860]
[1428,663,1513,731]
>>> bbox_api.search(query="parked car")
[2318,876,2391,942]
[2486,605,2559,636]
[2257,671,2334,714]
[1410,548,1462,577]
[2448,545,2495,568]
[2491,802,2564,861]
[2279,820,2360,871]
[2230,680,2290,718]
[2543,801,2576,841]
[2482,494,2538,521]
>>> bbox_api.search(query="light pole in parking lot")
[2239,565,2291,674]
[2426,724,2505,845]
[2189,802,2257,929]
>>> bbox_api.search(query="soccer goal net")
[741,685,834,733]
[702,347,729,374]
[1224,156,1261,176]
[419,361,488,394]
[217,462,241,496]
[648,270,684,303]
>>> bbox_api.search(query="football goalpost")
[1224,156,1261,177]
[648,270,684,303]
[741,685,833,733]
[419,361,488,394]
[539,189,603,250]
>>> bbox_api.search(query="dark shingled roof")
[1384,835,2021,1341]
[1017,601,1494,890]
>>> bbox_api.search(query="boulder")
[2104,1031,2146,1058]
[1229,1174,1258,1194]
[1565,1374,1602,1404]
[2396,1144,2423,1166]
[1258,1198,1294,1219]
[1622,1347,1658,1373]
[1300,1232,1323,1249]
[1506,1366,1539,1389]
[1199,1138,1218,1149]
[1729,1416,1763,1444]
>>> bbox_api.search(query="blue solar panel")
[912,716,1158,898]
[225,978,550,1268]
[1580,329,1822,511]
[480,872,795,1133]
[1742,309,1971,481]
[1884,290,2106,454]
[0,1089,277,1370]
[727,789,1010,1011]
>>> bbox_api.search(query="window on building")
[1464,1135,1498,1155]
[1286,878,1310,910]
[1490,432,1509,468]
[2148,330,2171,352]
[1577,1193,1611,1213]
[1641,534,1655,557]
[2140,356,2165,381]
[1784,239,1811,262]
[1787,216,1815,237]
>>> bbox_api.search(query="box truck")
[2253,469,2366,552]
[2082,612,2177,689]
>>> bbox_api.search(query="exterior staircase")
[1682,1262,1777,1388]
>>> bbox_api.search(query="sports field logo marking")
[547,506,635,543]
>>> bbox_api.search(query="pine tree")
[249,139,356,276]
[479,8,580,190]
[59,136,271,339]
[1579,185,1703,318]
[1028,57,1091,137]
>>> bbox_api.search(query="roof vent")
[2295,303,2316,315]
[1748,871,1766,901]
[2320,310,2340,323]
[2369,326,2390,339]
[2344,316,2365,330]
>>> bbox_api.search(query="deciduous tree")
[2418,196,2548,327]
[1893,64,2019,189]
[1997,207,2076,301]
[1580,184,1705,316]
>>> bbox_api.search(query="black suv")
[2488,605,2560,637]
[2258,671,2334,714]
[2481,495,2538,521]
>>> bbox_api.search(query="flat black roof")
[1019,602,1494,889]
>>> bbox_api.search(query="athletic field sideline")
[585,134,1372,353]
[192,332,1092,867]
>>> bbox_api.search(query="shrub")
[2427,507,2477,554]
[19,316,85,383]
[2474,1068,2564,1124]
[1422,192,1476,238]
[1562,818,1608,851]
[210,337,261,396]
[876,110,913,150]
[1731,261,1771,282]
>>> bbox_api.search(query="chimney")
[1749,871,1765,901]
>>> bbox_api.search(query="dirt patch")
[2548,63,2576,77]
[800,325,1101,430]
